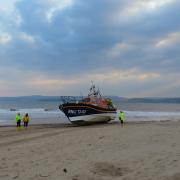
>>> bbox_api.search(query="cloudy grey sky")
[0,0,180,97]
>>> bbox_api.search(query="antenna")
[97,87,102,98]
[80,91,83,100]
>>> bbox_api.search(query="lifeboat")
[59,83,117,125]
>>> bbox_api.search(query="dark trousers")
[119,118,124,124]
[17,120,21,127]
[24,122,28,127]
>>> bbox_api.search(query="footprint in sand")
[92,162,129,177]
[72,174,98,180]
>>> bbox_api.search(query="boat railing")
[60,96,116,109]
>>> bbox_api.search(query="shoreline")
[0,120,180,180]
[0,118,179,127]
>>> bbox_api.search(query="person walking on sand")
[23,113,30,128]
[119,111,124,125]
[16,113,21,128]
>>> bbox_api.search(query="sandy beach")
[0,121,180,180]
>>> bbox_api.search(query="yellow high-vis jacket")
[23,116,29,122]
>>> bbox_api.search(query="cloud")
[19,32,35,43]
[46,0,73,22]
[0,64,161,96]
[120,0,174,18]
[155,32,180,48]
[0,0,180,96]
[107,43,129,58]
[0,33,12,45]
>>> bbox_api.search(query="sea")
[1,96,180,125]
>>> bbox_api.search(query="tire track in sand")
[0,126,80,148]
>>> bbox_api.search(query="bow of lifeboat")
[59,83,117,125]
[59,101,117,125]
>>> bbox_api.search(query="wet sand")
[0,121,180,180]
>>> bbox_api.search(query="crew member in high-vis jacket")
[119,111,124,124]
[16,113,21,127]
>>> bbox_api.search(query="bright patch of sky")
[46,0,73,22]
[0,0,20,13]
[156,32,180,48]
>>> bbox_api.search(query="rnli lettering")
[68,110,76,114]
[78,110,86,114]
[68,109,86,115]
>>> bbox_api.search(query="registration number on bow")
[68,110,86,115]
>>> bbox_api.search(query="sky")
[0,0,180,97]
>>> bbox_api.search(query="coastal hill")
[1,96,180,104]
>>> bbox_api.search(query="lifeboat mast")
[88,81,102,98]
